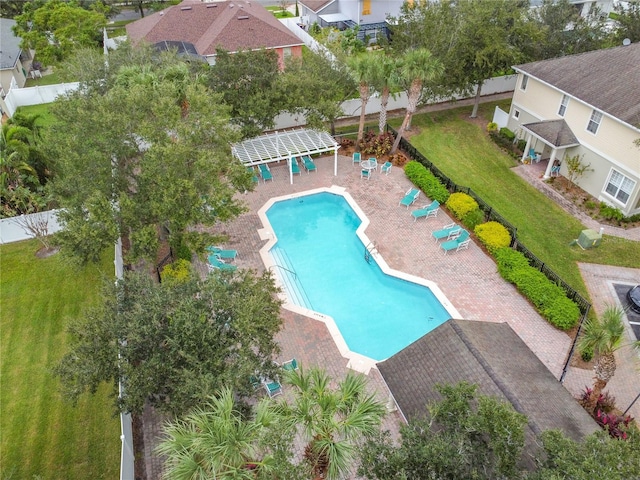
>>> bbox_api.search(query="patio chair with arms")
[353,152,361,167]
[411,200,440,222]
[440,229,471,254]
[432,223,462,242]
[399,188,420,208]
[380,161,392,175]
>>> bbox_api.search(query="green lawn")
[14,103,57,128]
[265,5,295,17]
[0,241,119,480]
[24,71,64,87]
[390,103,640,298]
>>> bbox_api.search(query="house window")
[362,0,371,15]
[513,109,520,120]
[604,169,636,205]
[520,74,528,91]
[283,47,292,59]
[586,110,603,134]
[558,95,569,117]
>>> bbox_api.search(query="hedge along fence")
[387,124,591,331]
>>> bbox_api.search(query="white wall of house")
[508,73,640,216]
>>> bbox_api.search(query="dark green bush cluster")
[499,127,516,141]
[404,161,450,204]
[446,192,479,220]
[462,209,485,230]
[489,128,522,159]
[494,247,580,330]
[599,202,624,221]
[474,221,511,254]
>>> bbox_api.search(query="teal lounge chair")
[432,223,462,242]
[352,152,361,166]
[290,157,301,175]
[411,200,440,222]
[302,155,317,173]
[207,246,237,260]
[263,379,282,397]
[380,161,392,175]
[247,166,259,184]
[249,375,261,390]
[258,163,272,182]
[282,358,298,371]
[208,254,237,271]
[399,188,420,208]
[440,229,470,254]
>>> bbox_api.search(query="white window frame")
[586,110,603,134]
[512,109,520,120]
[520,74,528,91]
[558,95,569,117]
[603,168,636,206]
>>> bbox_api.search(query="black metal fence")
[385,124,592,324]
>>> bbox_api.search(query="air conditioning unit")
[577,229,602,249]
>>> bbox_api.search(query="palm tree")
[283,367,386,480]
[156,388,284,480]
[348,54,378,148]
[390,48,444,154]
[578,305,625,414]
[370,55,400,135]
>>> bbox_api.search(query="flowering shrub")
[474,221,511,254]
[359,132,394,157]
[446,192,479,220]
[595,410,634,439]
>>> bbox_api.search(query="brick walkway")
[143,155,640,479]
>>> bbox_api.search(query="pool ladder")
[364,241,377,264]
[270,247,313,310]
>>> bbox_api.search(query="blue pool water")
[265,192,450,361]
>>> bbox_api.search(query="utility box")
[577,229,602,249]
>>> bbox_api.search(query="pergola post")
[288,153,293,185]
[334,147,338,176]
[543,148,559,179]
[522,134,532,162]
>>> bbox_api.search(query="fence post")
[560,303,590,383]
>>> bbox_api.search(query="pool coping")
[257,185,461,374]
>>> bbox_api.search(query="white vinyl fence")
[2,82,79,117]
[0,210,62,244]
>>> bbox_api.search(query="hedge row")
[474,221,511,254]
[494,247,580,330]
[404,161,450,204]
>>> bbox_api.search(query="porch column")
[522,134,532,163]
[543,148,559,179]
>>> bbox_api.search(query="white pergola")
[232,129,340,184]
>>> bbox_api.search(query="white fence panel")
[3,82,79,116]
[493,106,510,129]
[0,210,63,244]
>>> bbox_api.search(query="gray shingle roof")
[299,0,334,13]
[126,0,303,56]
[0,18,22,71]
[514,43,640,127]
[378,320,598,443]
[523,119,580,147]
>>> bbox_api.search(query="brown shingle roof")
[523,119,579,147]
[299,0,334,13]
[514,43,640,127]
[126,0,303,56]
[378,320,598,443]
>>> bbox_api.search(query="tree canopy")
[13,0,107,66]
[55,268,283,416]
[47,45,252,265]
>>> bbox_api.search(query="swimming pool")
[263,189,456,362]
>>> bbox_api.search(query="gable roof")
[378,320,598,443]
[514,43,640,128]
[299,0,335,13]
[126,0,303,56]
[523,119,580,148]
[0,18,22,71]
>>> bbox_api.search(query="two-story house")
[0,18,34,99]
[508,42,640,217]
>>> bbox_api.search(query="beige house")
[508,43,640,217]
[0,18,33,101]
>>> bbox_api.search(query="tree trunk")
[357,83,370,150]
[138,1,145,18]
[378,87,390,134]
[391,80,421,154]
[470,80,483,118]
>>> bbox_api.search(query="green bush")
[494,247,530,283]
[486,122,498,132]
[446,192,479,220]
[404,161,450,204]
[599,202,624,221]
[580,345,594,362]
[161,259,192,284]
[543,295,581,330]
[499,127,515,141]
[514,268,563,310]
[474,221,511,254]
[462,208,485,231]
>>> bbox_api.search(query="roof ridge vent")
[206,3,217,6]
[237,15,249,19]
[180,6,192,10]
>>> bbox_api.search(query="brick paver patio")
[143,154,640,479]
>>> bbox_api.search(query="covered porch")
[520,119,580,179]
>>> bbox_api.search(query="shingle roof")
[523,119,580,148]
[0,18,22,71]
[514,43,640,127]
[126,0,303,56]
[378,320,598,443]
[299,0,334,13]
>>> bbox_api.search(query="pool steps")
[270,246,313,310]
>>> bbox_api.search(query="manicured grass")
[14,103,57,129]
[0,241,119,480]
[390,104,640,298]
[265,6,295,17]
[24,71,64,87]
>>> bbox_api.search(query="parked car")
[627,285,640,314]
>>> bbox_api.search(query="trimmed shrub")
[499,127,515,141]
[580,346,594,362]
[462,208,485,231]
[446,192,479,220]
[487,122,498,132]
[543,295,581,330]
[474,221,511,254]
[494,247,530,283]
[514,268,563,310]
[161,259,192,284]
[404,161,450,204]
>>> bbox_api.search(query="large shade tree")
[55,268,283,416]
[612,0,640,44]
[47,46,252,265]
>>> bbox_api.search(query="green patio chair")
[207,246,237,260]
[208,254,237,271]
[432,223,462,242]
[440,229,470,254]
[282,358,299,371]
[399,188,420,208]
[302,155,317,173]
[258,163,273,182]
[290,157,301,175]
[411,200,440,222]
